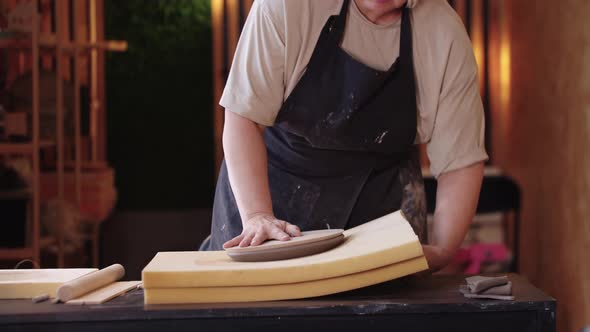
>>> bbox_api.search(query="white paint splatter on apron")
[374,131,389,144]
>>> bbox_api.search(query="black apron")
[202,0,427,251]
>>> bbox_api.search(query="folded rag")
[479,281,512,295]
[460,275,515,300]
[466,275,509,293]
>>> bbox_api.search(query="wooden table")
[0,274,555,332]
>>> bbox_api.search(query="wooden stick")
[212,0,225,177]
[73,0,82,217]
[57,264,125,302]
[31,0,41,267]
[89,0,99,162]
[32,294,50,303]
[55,0,65,268]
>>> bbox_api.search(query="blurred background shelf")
[0,0,124,268]
[0,141,55,155]
[0,33,127,52]
[0,189,32,200]
[0,247,34,261]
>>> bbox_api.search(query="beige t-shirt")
[220,0,488,177]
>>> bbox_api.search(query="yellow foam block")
[0,268,97,299]
[142,211,424,288]
[144,256,427,304]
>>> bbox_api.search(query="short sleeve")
[219,1,286,126]
[426,31,489,178]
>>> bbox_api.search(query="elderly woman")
[202,0,487,272]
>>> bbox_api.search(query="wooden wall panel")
[212,0,225,177]
[212,0,255,176]
[95,0,106,162]
[492,1,590,331]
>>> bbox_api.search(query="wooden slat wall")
[40,0,53,70]
[212,0,254,176]
[95,0,107,162]
[421,0,492,166]
[493,1,590,331]
[55,0,67,268]
[449,0,492,160]
[211,0,225,177]
[0,0,121,267]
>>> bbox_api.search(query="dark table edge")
[0,298,556,325]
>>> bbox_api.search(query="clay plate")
[225,229,345,262]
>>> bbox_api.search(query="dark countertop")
[0,274,555,332]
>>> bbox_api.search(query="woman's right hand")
[222,213,302,249]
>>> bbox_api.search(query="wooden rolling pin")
[56,264,125,302]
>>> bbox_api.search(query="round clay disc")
[225,229,345,262]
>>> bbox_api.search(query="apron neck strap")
[332,0,350,44]
[399,7,413,66]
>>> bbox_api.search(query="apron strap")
[305,0,349,72]
[399,7,413,67]
[333,0,350,45]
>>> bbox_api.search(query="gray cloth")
[460,286,515,300]
[466,275,510,293]
[461,276,514,301]
[479,281,512,296]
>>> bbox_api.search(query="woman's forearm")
[430,162,484,261]
[222,110,272,224]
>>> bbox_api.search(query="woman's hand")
[223,213,302,249]
[422,244,454,273]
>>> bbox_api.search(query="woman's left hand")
[422,244,454,273]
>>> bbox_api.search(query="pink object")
[453,243,511,275]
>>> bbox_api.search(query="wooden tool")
[65,281,140,305]
[225,229,345,262]
[0,268,96,299]
[57,264,124,302]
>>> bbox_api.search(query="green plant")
[105,0,214,210]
